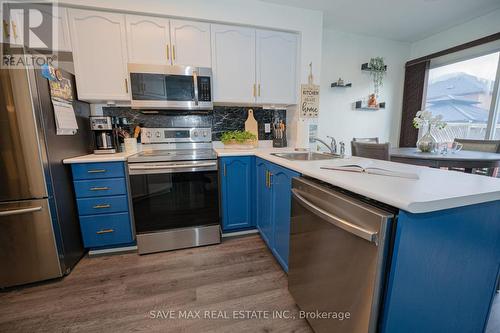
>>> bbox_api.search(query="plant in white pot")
[413,110,447,152]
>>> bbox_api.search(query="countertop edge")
[215,149,500,214]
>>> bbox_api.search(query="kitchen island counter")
[214,147,500,214]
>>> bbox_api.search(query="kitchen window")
[423,50,500,142]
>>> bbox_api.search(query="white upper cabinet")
[211,24,256,103]
[170,19,211,67]
[126,15,170,65]
[256,29,298,105]
[51,7,72,52]
[68,9,129,102]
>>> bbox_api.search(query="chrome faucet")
[314,136,337,154]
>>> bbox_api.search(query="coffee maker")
[90,116,116,154]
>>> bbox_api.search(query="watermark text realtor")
[1,1,58,68]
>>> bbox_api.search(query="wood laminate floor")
[0,235,312,333]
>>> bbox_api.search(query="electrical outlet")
[264,123,271,133]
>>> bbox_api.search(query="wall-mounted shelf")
[361,63,387,72]
[355,101,386,110]
[331,82,352,88]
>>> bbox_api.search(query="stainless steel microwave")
[128,64,213,110]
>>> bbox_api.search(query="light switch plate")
[265,123,271,133]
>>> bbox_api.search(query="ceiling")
[259,0,500,42]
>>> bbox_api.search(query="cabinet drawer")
[71,162,125,180]
[76,195,128,216]
[74,178,126,198]
[79,212,133,248]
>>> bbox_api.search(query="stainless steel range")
[127,127,220,254]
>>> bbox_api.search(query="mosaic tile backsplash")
[102,106,286,141]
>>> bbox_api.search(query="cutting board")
[245,109,258,139]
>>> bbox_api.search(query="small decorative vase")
[417,124,436,153]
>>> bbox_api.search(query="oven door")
[128,64,213,110]
[128,160,219,234]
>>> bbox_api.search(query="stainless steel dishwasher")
[288,177,395,333]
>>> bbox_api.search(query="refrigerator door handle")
[0,206,43,217]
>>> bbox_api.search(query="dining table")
[390,147,500,172]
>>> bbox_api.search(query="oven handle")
[129,162,217,173]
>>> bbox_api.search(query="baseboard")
[88,245,138,256]
[222,229,259,238]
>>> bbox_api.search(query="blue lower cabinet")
[270,164,299,272]
[71,162,125,180]
[380,201,500,333]
[256,158,273,246]
[73,178,127,198]
[255,158,299,272]
[71,162,134,250]
[219,156,255,232]
[76,195,129,216]
[79,213,133,248]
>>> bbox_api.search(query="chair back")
[453,139,500,153]
[351,142,390,160]
[353,137,379,143]
[453,139,500,177]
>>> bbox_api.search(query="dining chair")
[353,137,379,143]
[453,139,500,177]
[351,141,390,161]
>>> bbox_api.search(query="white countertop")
[63,151,137,164]
[214,147,500,214]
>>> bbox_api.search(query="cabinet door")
[220,157,254,232]
[270,164,299,272]
[3,4,22,46]
[211,24,256,103]
[68,9,129,101]
[126,15,170,65]
[256,158,273,247]
[170,19,211,67]
[3,5,71,51]
[256,30,298,104]
[52,7,72,52]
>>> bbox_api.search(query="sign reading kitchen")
[300,84,320,118]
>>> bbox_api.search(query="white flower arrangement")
[413,110,447,130]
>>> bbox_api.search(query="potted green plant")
[368,57,386,97]
[221,130,258,149]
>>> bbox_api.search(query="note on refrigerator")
[52,99,78,135]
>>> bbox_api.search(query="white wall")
[318,29,410,153]
[410,9,500,59]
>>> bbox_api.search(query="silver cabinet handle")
[96,229,114,234]
[292,189,378,244]
[0,206,42,217]
[90,187,110,191]
[87,169,106,173]
[93,204,111,209]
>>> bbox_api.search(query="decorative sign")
[300,84,320,118]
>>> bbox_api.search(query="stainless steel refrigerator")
[0,50,91,288]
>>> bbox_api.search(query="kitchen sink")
[270,152,343,161]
